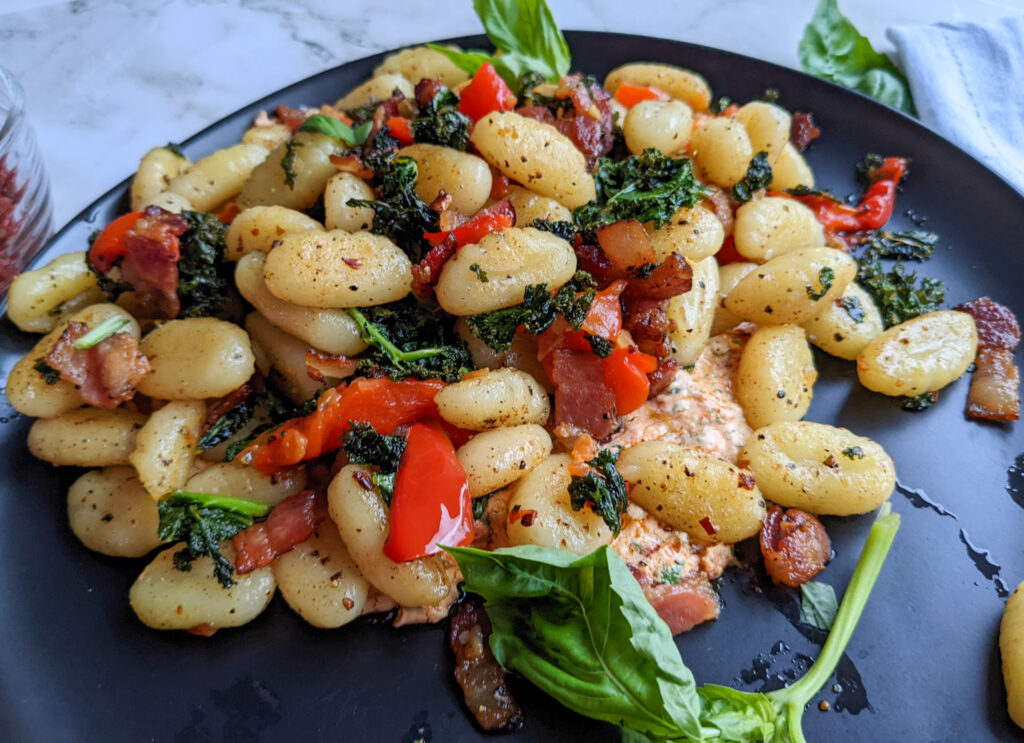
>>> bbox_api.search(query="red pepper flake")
[342,257,362,269]
[737,472,756,490]
[509,507,537,526]
[353,470,374,491]
[699,517,717,536]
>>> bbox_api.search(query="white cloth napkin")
[887,15,1024,195]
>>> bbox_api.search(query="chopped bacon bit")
[45,321,151,408]
[622,297,672,359]
[699,517,717,536]
[120,206,190,319]
[646,358,679,399]
[623,252,693,301]
[955,297,1021,422]
[201,382,253,435]
[489,167,511,201]
[790,112,821,152]
[573,241,618,286]
[517,75,614,169]
[550,348,618,439]
[411,232,458,295]
[595,219,656,271]
[414,78,445,107]
[705,189,736,237]
[353,470,374,491]
[737,472,756,490]
[233,490,318,574]
[329,153,374,179]
[760,506,831,587]
[275,105,308,133]
[187,623,218,638]
[305,349,357,383]
[448,599,524,731]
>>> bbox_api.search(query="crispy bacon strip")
[549,348,618,439]
[232,490,318,574]
[448,599,524,732]
[517,75,614,169]
[305,349,357,383]
[623,252,693,301]
[45,321,150,408]
[955,296,1021,422]
[329,153,374,179]
[120,206,189,319]
[790,112,821,152]
[760,506,831,587]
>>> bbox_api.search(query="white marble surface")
[2,0,1024,228]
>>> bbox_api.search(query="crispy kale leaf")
[838,294,865,323]
[856,253,945,328]
[348,297,473,382]
[348,152,438,262]
[222,387,307,462]
[157,491,271,588]
[411,86,470,150]
[732,151,773,204]
[465,271,596,352]
[342,422,407,505]
[901,391,938,411]
[574,149,713,231]
[177,210,232,318]
[863,229,938,261]
[33,359,61,385]
[568,447,629,535]
[529,218,578,242]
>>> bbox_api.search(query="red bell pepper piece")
[613,81,668,108]
[422,200,516,248]
[88,211,143,273]
[458,62,517,122]
[385,116,415,145]
[383,422,472,562]
[602,347,658,416]
[537,279,627,361]
[240,377,446,474]
[784,156,908,236]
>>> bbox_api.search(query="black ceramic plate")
[2,31,1023,743]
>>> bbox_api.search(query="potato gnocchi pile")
[5,44,981,643]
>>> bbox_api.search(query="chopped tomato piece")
[603,347,658,416]
[240,377,446,474]
[385,116,415,145]
[384,422,472,562]
[458,63,517,122]
[88,211,143,273]
[613,81,669,108]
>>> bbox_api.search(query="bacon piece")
[233,490,318,574]
[623,252,693,301]
[549,348,618,439]
[515,105,555,125]
[622,297,673,359]
[362,93,406,158]
[329,153,374,179]
[414,78,445,107]
[45,321,151,408]
[200,382,253,435]
[411,232,458,294]
[518,77,614,169]
[646,358,679,399]
[573,241,618,286]
[120,206,189,319]
[642,576,720,635]
[305,349,357,383]
[595,219,656,271]
[790,112,821,152]
[955,297,1021,422]
[275,105,307,133]
[760,506,831,587]
[448,598,524,731]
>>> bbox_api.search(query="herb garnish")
[732,151,773,204]
[281,139,303,189]
[838,294,865,323]
[297,114,373,147]
[33,359,61,385]
[469,263,489,282]
[177,210,233,318]
[856,253,944,328]
[568,447,629,535]
[342,422,407,505]
[807,266,835,301]
[411,86,470,150]
[799,580,838,631]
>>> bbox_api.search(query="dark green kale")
[709,96,732,115]
[785,184,834,198]
[177,210,232,318]
[222,387,307,462]
[347,297,472,382]
[281,139,303,189]
[567,447,629,535]
[342,422,407,505]
[465,271,596,352]
[856,253,945,328]
[362,126,401,171]
[901,391,937,411]
[33,359,61,385]
[157,491,271,588]
[732,151,773,204]
[586,334,614,358]
[838,294,865,323]
[347,99,382,125]
[469,263,489,282]
[863,229,938,261]
[807,266,835,301]
[760,88,782,103]
[856,153,890,186]
[411,86,470,150]
[348,152,437,262]
[529,218,578,242]
[842,446,865,459]
[198,398,257,452]
[574,149,713,231]
[472,494,492,521]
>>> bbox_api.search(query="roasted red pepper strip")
[240,377,446,474]
[383,422,472,562]
[538,279,627,360]
[422,200,516,248]
[385,116,415,145]
[785,156,908,235]
[613,81,668,108]
[458,62,517,122]
[88,211,143,273]
[602,347,658,416]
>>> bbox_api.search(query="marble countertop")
[3,0,1024,229]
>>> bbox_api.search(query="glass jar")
[0,66,53,294]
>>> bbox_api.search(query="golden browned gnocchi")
[224,205,323,261]
[67,467,162,557]
[735,325,817,428]
[237,132,342,211]
[623,99,694,156]
[397,144,492,215]
[1001,582,1024,728]
[604,63,712,111]
[7,251,105,333]
[164,143,267,211]
[456,423,552,497]
[733,197,825,262]
[28,407,147,467]
[129,400,205,499]
[435,368,550,430]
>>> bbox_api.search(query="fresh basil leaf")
[446,545,704,740]
[697,684,778,741]
[798,0,916,114]
[799,580,839,631]
[298,114,372,146]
